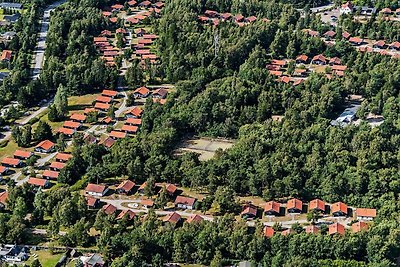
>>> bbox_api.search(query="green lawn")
[0,139,20,158]
[26,250,63,267]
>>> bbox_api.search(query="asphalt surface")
[32,0,67,80]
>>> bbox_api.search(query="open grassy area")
[26,250,63,267]
[68,93,98,113]
[0,139,19,158]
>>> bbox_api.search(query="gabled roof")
[352,221,368,233]
[36,140,55,150]
[86,183,107,193]
[70,113,86,122]
[312,54,326,62]
[116,180,135,192]
[86,196,98,207]
[349,37,363,43]
[1,157,21,166]
[64,120,81,129]
[296,54,308,62]
[102,203,117,215]
[141,198,154,207]
[186,214,204,223]
[111,4,123,9]
[14,150,32,159]
[133,86,150,96]
[0,50,12,61]
[0,166,7,174]
[163,212,181,223]
[101,137,116,148]
[49,161,66,170]
[126,118,142,125]
[356,208,376,218]
[309,199,325,212]
[331,202,348,215]
[329,222,345,235]
[96,95,112,103]
[165,183,177,194]
[28,177,48,187]
[121,124,138,133]
[57,127,75,136]
[152,88,168,98]
[56,153,73,162]
[125,107,143,117]
[380,7,392,13]
[94,37,108,43]
[264,201,280,213]
[271,59,286,66]
[287,198,302,211]
[331,65,347,71]
[100,30,112,37]
[374,40,385,47]
[110,131,127,139]
[94,102,110,110]
[341,1,353,9]
[0,191,8,205]
[264,226,274,237]
[390,41,400,49]
[241,204,257,216]
[174,196,196,206]
[116,209,135,220]
[329,57,341,65]
[324,30,336,38]
[305,225,319,234]
[43,170,59,179]
[101,89,118,97]
[342,31,351,39]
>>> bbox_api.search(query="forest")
[1,0,400,266]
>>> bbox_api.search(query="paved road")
[98,197,214,221]
[32,0,67,79]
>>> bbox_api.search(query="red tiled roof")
[296,54,308,62]
[186,214,204,223]
[165,183,177,194]
[143,34,158,39]
[356,208,376,218]
[312,54,326,62]
[352,221,368,233]
[309,199,325,212]
[271,59,286,66]
[116,209,135,220]
[28,177,48,187]
[329,57,342,65]
[110,131,127,139]
[125,107,143,117]
[100,30,112,37]
[324,30,336,38]
[103,203,117,215]
[134,86,150,96]
[329,222,345,235]
[64,120,81,129]
[43,170,59,179]
[86,196,98,207]
[0,191,8,205]
[94,37,108,43]
[331,202,348,215]
[342,31,351,39]
[269,70,283,76]
[264,201,280,214]
[57,127,75,136]
[94,102,110,111]
[121,124,138,133]
[84,108,96,114]
[116,28,127,34]
[374,40,385,47]
[127,0,137,6]
[14,150,32,159]
[141,198,154,207]
[101,137,116,148]
[111,4,123,9]
[305,225,319,234]
[2,157,21,166]
[109,17,118,23]
[86,183,107,194]
[56,153,73,162]
[126,118,142,125]
[163,212,181,223]
[349,37,363,44]
[0,166,7,173]
[174,196,196,207]
[287,198,302,211]
[70,113,86,122]
[49,161,66,170]
[331,65,347,71]
[116,180,135,192]
[102,89,118,97]
[390,41,400,49]
[0,50,12,61]
[264,226,274,237]
[96,95,112,103]
[36,140,55,151]
[152,88,168,98]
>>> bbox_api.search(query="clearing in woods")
[177,137,235,161]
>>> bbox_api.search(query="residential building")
[13,150,33,160]
[355,208,376,221]
[116,180,135,194]
[85,184,109,197]
[186,214,204,224]
[1,157,22,168]
[35,140,55,153]
[331,202,348,217]
[174,196,196,210]
[309,199,325,213]
[264,201,280,216]
[287,198,303,213]
[80,253,104,267]
[264,226,274,238]
[340,2,353,14]
[28,177,50,189]
[163,212,182,224]
[102,203,117,215]
[329,222,346,235]
[43,170,59,180]
[116,210,135,220]
[55,153,73,163]
[0,245,28,263]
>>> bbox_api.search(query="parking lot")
[318,8,340,26]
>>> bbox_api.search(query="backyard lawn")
[25,250,63,267]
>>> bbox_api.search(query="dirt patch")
[176,137,235,161]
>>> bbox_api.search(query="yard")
[176,138,235,161]
[25,250,64,267]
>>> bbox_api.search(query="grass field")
[0,139,19,158]
[68,94,97,113]
[25,250,63,267]
[177,138,235,161]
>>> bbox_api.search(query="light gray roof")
[0,2,22,9]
